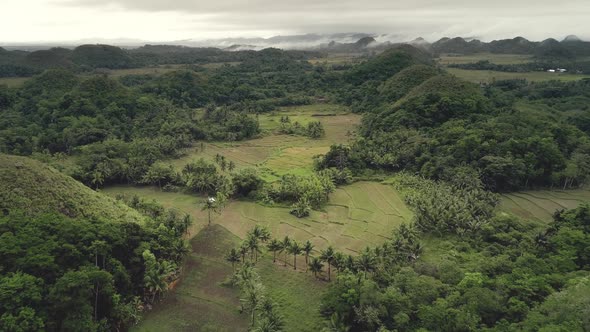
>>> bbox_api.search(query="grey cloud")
[48,0,590,42]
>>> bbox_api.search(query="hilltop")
[0,154,146,223]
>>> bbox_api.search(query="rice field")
[500,189,590,223]
[103,181,412,255]
[168,104,360,181]
[446,68,590,83]
[437,53,534,65]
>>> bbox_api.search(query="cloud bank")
[0,0,588,43]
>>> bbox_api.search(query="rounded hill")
[0,154,146,223]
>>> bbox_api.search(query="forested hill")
[426,36,590,58]
[0,154,145,223]
[0,44,321,77]
[326,49,590,192]
[2,43,589,193]
[0,153,193,330]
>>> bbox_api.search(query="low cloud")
[2,0,589,43]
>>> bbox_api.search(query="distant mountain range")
[3,33,586,53]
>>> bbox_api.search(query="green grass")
[133,224,328,332]
[257,256,326,332]
[132,224,248,332]
[0,154,146,223]
[500,189,590,223]
[447,68,590,83]
[103,181,412,255]
[167,104,360,182]
[101,109,408,331]
[0,77,29,87]
[437,53,533,65]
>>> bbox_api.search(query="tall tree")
[308,257,324,279]
[303,240,314,272]
[267,239,283,263]
[226,248,241,271]
[281,236,291,267]
[320,246,336,281]
[288,241,302,270]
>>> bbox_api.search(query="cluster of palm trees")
[235,263,283,331]
[214,153,236,172]
[226,225,363,282]
[142,249,177,304]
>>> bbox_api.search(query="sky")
[0,0,589,44]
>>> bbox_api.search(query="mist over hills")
[2,33,590,78]
[1,33,587,52]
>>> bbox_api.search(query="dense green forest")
[1,42,589,331]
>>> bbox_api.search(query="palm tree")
[323,312,350,332]
[144,268,166,303]
[247,234,261,263]
[203,196,216,226]
[287,241,302,270]
[308,257,324,279]
[228,161,236,172]
[356,248,376,278]
[320,246,336,281]
[407,242,423,261]
[91,170,104,190]
[251,225,271,243]
[302,240,314,272]
[267,239,283,263]
[241,282,265,327]
[239,242,249,263]
[281,236,291,267]
[253,298,283,332]
[181,214,192,235]
[226,248,241,271]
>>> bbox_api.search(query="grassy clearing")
[133,223,327,332]
[103,181,411,255]
[132,224,248,332]
[500,189,590,223]
[168,104,360,181]
[308,54,363,66]
[0,77,29,87]
[446,68,590,83]
[437,53,533,65]
[257,256,326,332]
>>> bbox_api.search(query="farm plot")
[500,189,590,222]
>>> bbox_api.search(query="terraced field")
[104,106,406,331]
[501,189,590,223]
[167,104,360,181]
[104,181,412,255]
[447,68,590,83]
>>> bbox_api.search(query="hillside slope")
[0,154,146,223]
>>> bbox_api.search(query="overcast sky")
[1,0,589,43]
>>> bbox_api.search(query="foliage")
[320,199,590,331]
[0,209,187,330]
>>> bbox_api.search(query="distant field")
[169,104,360,181]
[500,189,590,223]
[438,53,533,65]
[103,181,411,255]
[308,53,363,65]
[101,65,188,78]
[0,77,29,87]
[447,68,590,83]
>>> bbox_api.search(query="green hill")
[347,44,433,84]
[378,64,440,103]
[0,154,145,223]
[72,44,135,69]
